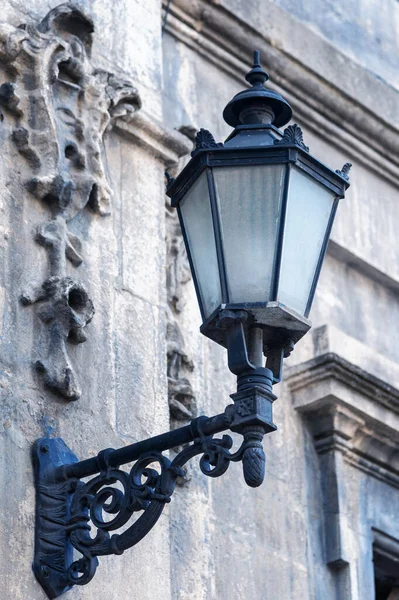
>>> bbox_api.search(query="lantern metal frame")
[32,51,351,599]
[167,127,349,359]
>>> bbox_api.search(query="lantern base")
[200,301,311,353]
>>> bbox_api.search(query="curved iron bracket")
[33,374,277,598]
[32,307,284,598]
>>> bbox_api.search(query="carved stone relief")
[0,4,141,400]
[165,124,197,486]
[165,200,196,426]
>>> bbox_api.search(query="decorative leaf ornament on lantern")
[32,51,351,599]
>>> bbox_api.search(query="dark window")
[373,530,399,600]
[374,578,396,600]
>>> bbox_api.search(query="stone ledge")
[288,324,399,393]
[114,111,192,167]
[163,0,399,189]
[286,352,399,489]
[287,352,399,416]
[286,351,399,569]
[327,240,399,295]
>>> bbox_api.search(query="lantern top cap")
[223,50,292,129]
[245,50,269,86]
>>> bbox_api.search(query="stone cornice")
[286,353,399,489]
[163,0,399,188]
[287,352,399,416]
[114,111,192,167]
[327,240,399,295]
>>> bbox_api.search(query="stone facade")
[0,0,398,599]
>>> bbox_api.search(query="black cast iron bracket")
[33,312,280,599]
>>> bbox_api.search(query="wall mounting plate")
[32,438,81,599]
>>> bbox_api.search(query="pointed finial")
[223,49,292,128]
[245,50,269,87]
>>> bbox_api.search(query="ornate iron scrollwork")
[33,309,278,599]
[33,417,266,598]
[67,433,245,585]
[66,452,180,587]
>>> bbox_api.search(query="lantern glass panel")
[213,164,285,303]
[179,171,222,318]
[278,166,336,315]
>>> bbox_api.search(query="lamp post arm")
[32,382,277,599]
[58,413,229,481]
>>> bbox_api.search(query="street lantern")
[167,51,350,378]
[32,51,351,599]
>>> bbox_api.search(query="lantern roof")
[166,52,350,205]
[222,50,292,128]
[167,138,350,207]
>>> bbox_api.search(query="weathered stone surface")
[0,1,170,599]
[0,0,398,598]
[165,193,196,427]
[162,2,399,600]
[0,4,140,401]
[225,0,399,92]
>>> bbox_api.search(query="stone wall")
[0,0,398,599]
[163,2,399,600]
[0,1,185,598]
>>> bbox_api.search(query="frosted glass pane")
[180,172,222,318]
[278,167,335,315]
[214,164,285,303]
